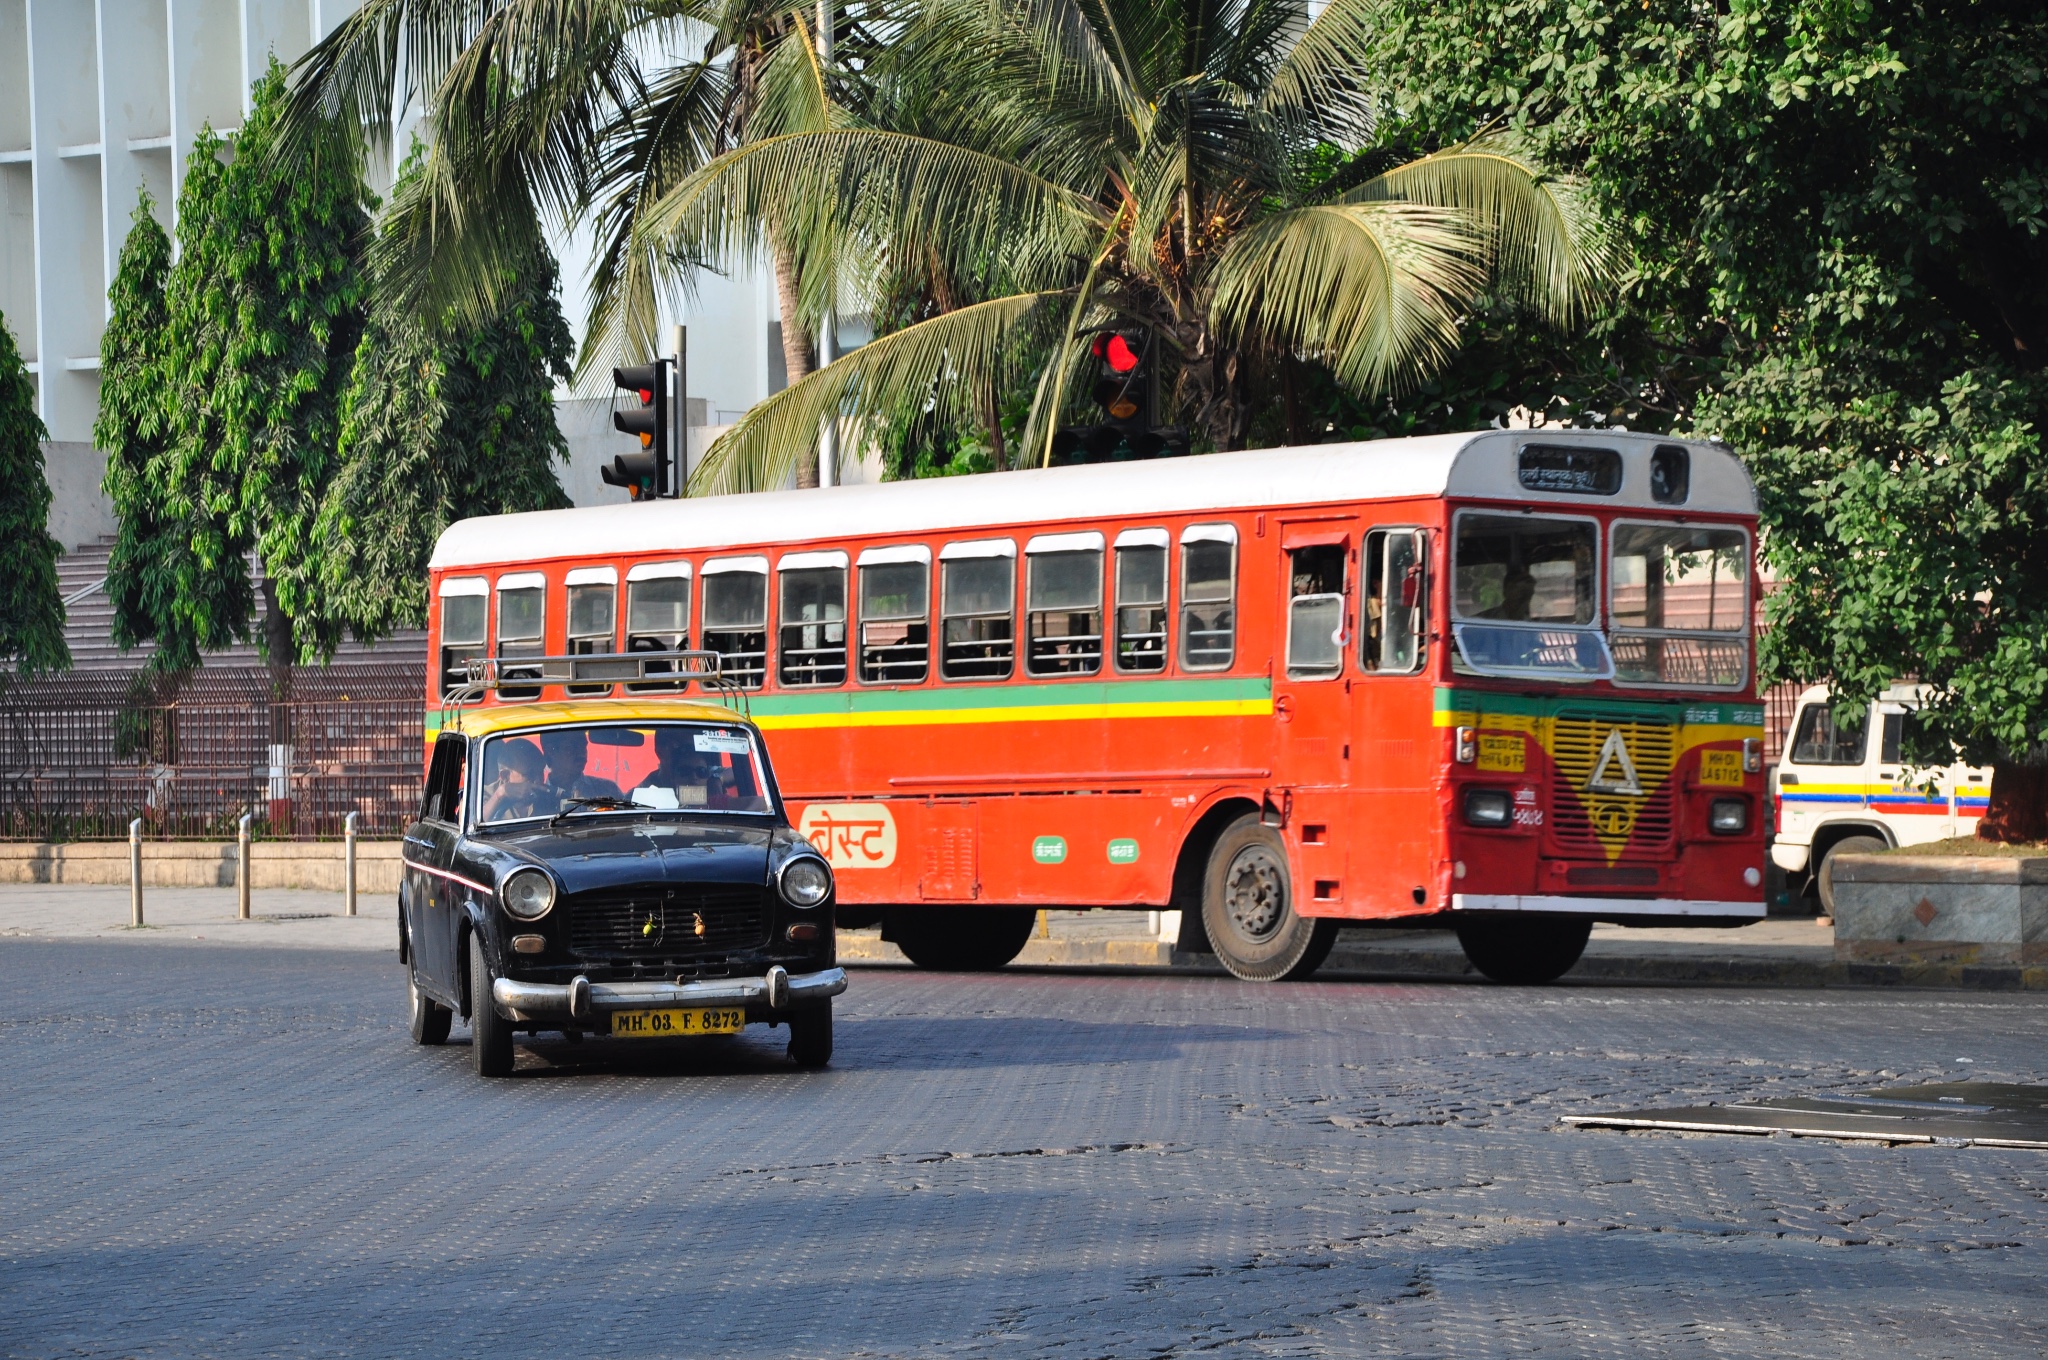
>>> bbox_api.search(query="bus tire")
[889,906,1036,971]
[1201,815,1337,982]
[1818,835,1886,917]
[1455,917,1590,985]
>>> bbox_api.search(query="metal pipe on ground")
[237,813,252,920]
[344,811,358,917]
[129,819,142,927]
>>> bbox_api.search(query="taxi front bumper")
[493,966,846,1021]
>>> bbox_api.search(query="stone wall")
[0,840,403,893]
[1831,853,2048,967]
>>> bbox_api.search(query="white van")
[1770,684,1990,913]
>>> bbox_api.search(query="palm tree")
[276,0,838,414]
[645,0,1618,491]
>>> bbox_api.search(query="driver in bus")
[538,728,625,804]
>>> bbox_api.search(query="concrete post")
[344,810,358,917]
[128,819,143,926]
[237,812,252,920]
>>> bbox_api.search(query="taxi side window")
[1789,704,1866,765]
[422,735,468,822]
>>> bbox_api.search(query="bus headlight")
[778,856,833,908]
[1463,788,1511,828]
[501,869,557,920]
[1709,799,1749,835]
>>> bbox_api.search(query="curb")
[836,933,2048,990]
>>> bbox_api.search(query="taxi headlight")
[1709,798,1749,835]
[779,857,833,908]
[501,869,557,920]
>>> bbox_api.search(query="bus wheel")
[1201,816,1338,982]
[889,906,1037,971]
[1454,917,1591,985]
[1817,836,1885,917]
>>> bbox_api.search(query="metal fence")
[0,664,424,841]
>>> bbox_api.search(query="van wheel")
[889,907,1036,970]
[468,934,514,1077]
[1455,917,1591,984]
[1200,815,1337,982]
[788,1001,833,1069]
[1818,836,1886,917]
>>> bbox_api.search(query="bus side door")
[1274,522,1355,908]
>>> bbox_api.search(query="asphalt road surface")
[5,940,2047,1358]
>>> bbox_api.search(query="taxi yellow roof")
[442,698,751,739]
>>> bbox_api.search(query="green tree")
[1356,0,2048,838]
[644,0,1615,490]
[311,239,577,650]
[97,192,189,667]
[0,311,68,675]
[154,63,369,673]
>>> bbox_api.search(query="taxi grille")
[567,886,768,960]
[1547,714,1678,859]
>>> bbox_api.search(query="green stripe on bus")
[1434,687,1762,726]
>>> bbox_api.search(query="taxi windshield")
[476,723,772,825]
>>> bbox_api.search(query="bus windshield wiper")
[550,796,637,825]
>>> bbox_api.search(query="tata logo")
[1584,729,1645,797]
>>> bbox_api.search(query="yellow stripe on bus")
[753,698,1273,732]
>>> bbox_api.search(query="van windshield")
[476,723,772,824]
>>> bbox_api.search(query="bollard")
[129,819,143,927]
[237,812,252,921]
[344,811,358,917]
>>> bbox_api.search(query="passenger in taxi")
[481,738,554,821]
[539,728,625,803]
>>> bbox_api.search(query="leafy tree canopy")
[0,310,68,675]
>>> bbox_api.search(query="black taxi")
[400,697,843,1076]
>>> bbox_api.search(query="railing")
[0,664,426,841]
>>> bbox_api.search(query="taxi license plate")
[610,1007,746,1038]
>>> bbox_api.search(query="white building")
[1,0,817,553]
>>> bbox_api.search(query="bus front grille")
[1546,716,1678,859]
[568,886,768,960]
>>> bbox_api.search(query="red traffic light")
[1091,333,1141,374]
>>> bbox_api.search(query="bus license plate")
[610,1007,745,1038]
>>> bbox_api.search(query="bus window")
[1790,704,1867,766]
[437,578,487,698]
[625,562,691,692]
[858,546,930,684]
[1026,533,1104,676]
[940,539,1016,681]
[701,557,768,689]
[1179,525,1236,671]
[779,551,848,687]
[496,573,545,699]
[1450,512,1608,680]
[1113,529,1168,673]
[1609,522,1747,687]
[1285,544,1345,680]
[1363,529,1426,674]
[565,566,617,696]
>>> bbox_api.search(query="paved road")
[4,940,2046,1358]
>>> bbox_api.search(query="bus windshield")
[476,723,772,825]
[1451,513,1611,679]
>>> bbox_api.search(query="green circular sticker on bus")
[1032,835,1067,864]
[1107,838,1140,865]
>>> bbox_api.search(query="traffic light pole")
[671,323,687,497]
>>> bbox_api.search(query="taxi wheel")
[788,1001,833,1069]
[1818,836,1886,917]
[468,934,514,1077]
[890,906,1036,971]
[1455,917,1591,985]
[407,962,450,1046]
[1200,815,1338,982]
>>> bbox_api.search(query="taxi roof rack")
[440,650,749,722]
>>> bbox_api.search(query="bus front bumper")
[1451,894,1764,920]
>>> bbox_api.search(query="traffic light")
[1050,329,1189,466]
[606,360,670,499]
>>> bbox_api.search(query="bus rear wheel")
[888,906,1037,971]
[1455,917,1590,985]
[1201,816,1337,982]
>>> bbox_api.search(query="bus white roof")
[430,429,1754,572]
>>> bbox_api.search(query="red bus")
[426,430,1767,984]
